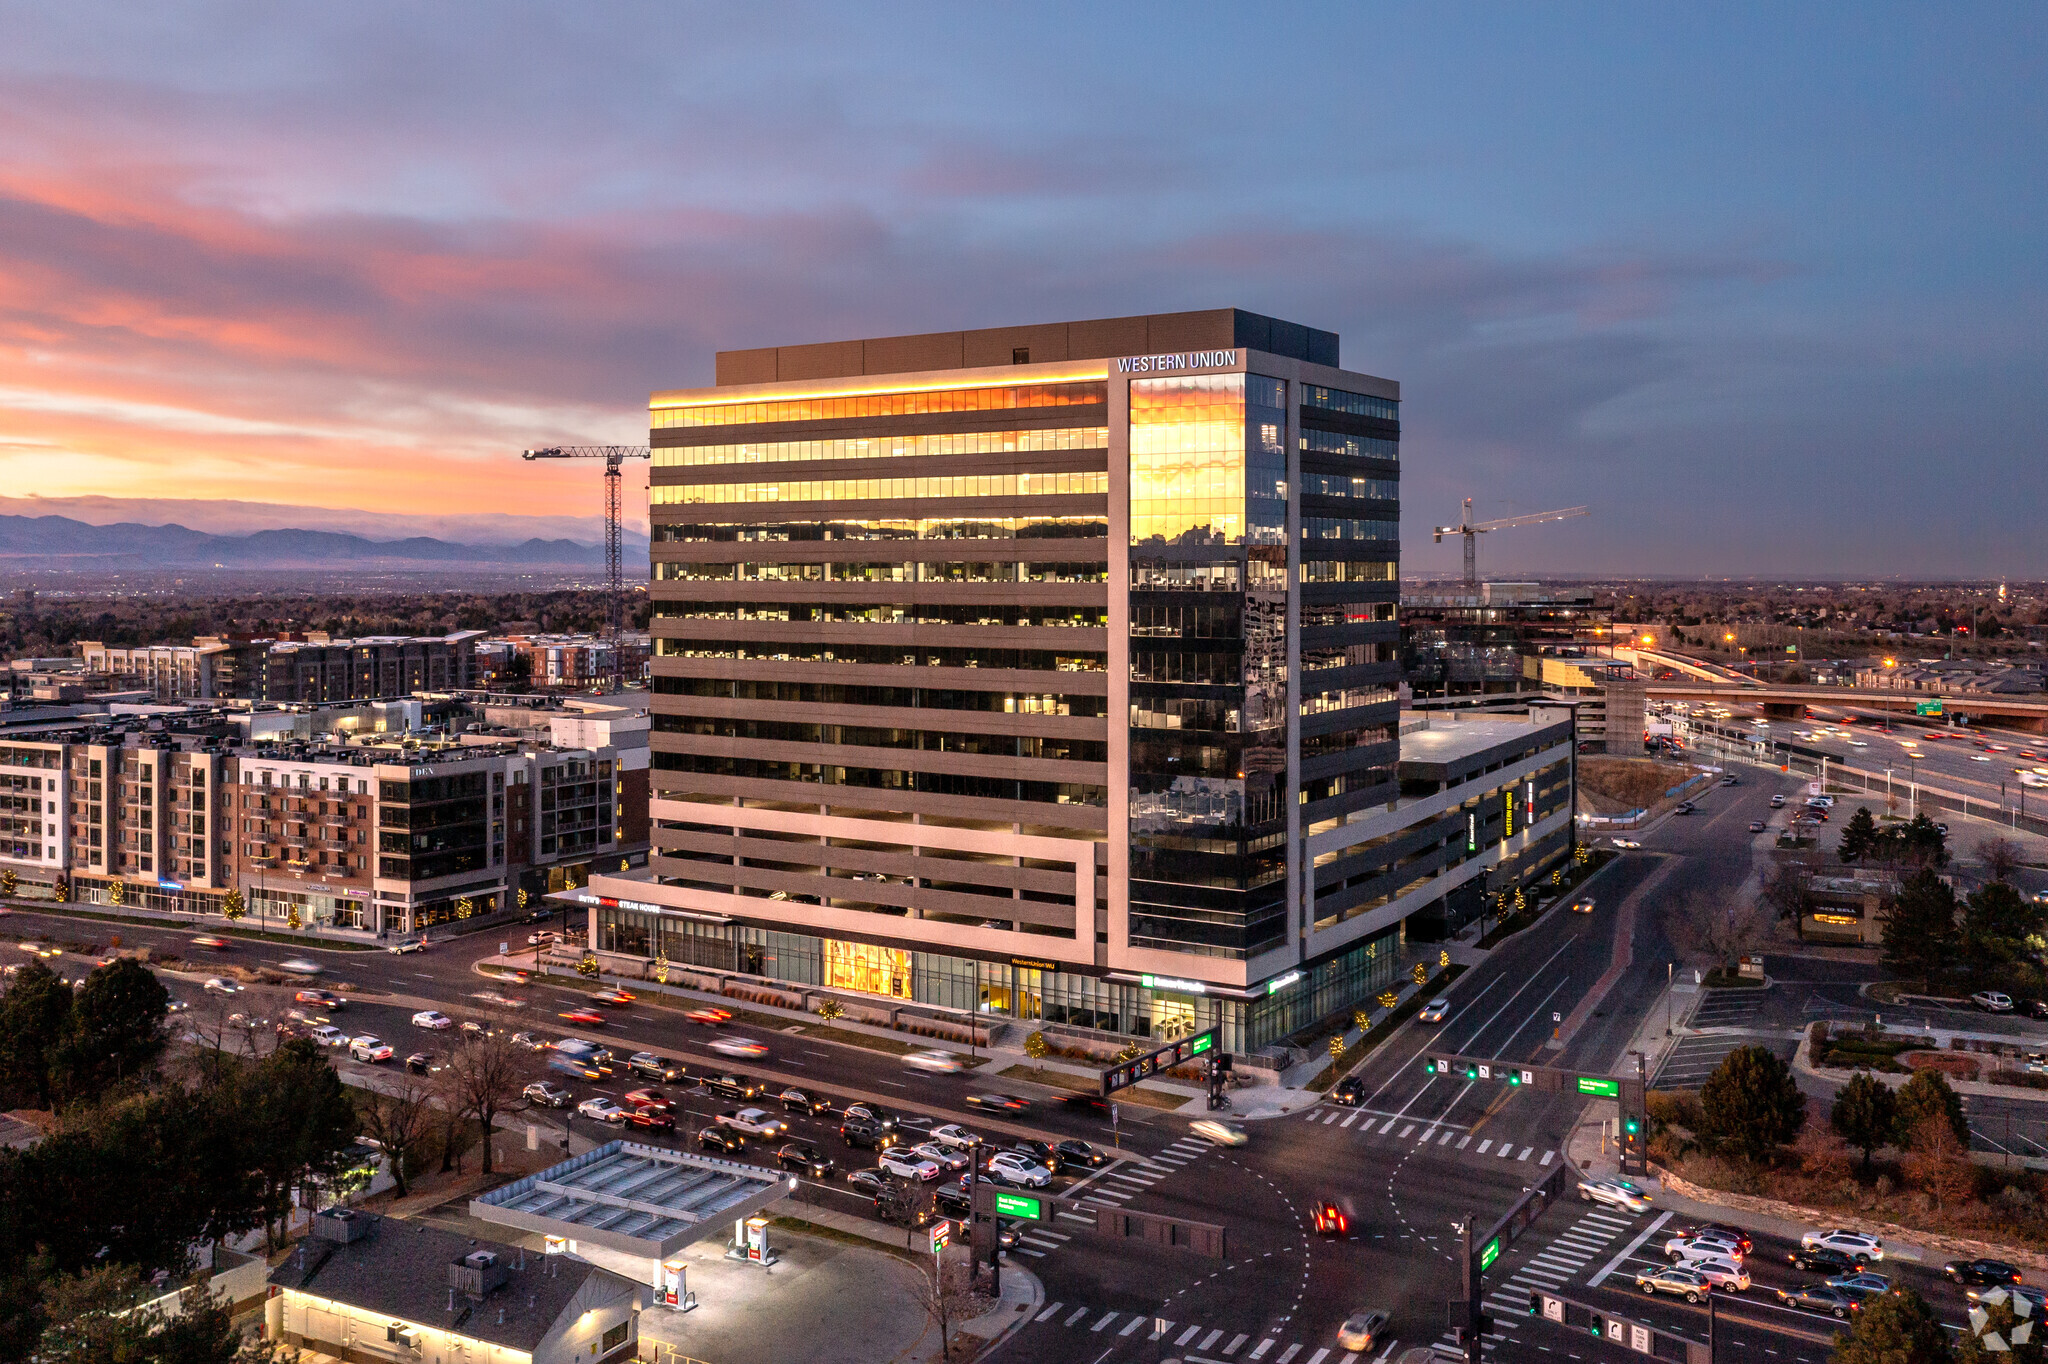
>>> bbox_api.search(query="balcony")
[319,837,350,852]
[248,855,277,868]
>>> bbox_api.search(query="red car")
[686,1007,732,1025]
[559,1009,606,1026]
[1312,1201,1349,1236]
[625,1108,676,1134]
[624,1088,675,1113]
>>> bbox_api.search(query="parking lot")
[1687,988,1768,1030]
[1652,1031,1797,1089]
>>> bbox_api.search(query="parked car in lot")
[777,1143,836,1178]
[698,1126,745,1154]
[404,1052,436,1075]
[1803,1229,1884,1261]
[577,1098,629,1124]
[1418,997,1450,1022]
[1635,1265,1712,1304]
[1579,1178,1652,1213]
[1770,794,1787,807]
[523,1081,573,1108]
[1776,1284,1861,1319]
[1973,991,2015,1013]
[1749,820,1767,833]
[1945,1258,2023,1287]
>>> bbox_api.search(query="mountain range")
[0,513,641,570]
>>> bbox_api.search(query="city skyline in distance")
[0,4,2041,578]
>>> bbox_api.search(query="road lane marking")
[1178,1324,1203,1345]
[1476,1140,1492,1154]
[1589,1210,1673,1287]
[1225,1332,1248,1354]
[1120,1316,1145,1336]
[1277,1346,1302,1362]
[1518,1146,1533,1160]
[1456,1134,1471,1149]
[1249,1339,1275,1360]
[1306,1351,1329,1364]
[1438,1129,1453,1145]
[1148,1320,1175,1340]
[1399,1124,1415,1138]
[1090,1310,1119,1331]
[1064,1306,1090,1326]
[1199,1328,1223,1350]
[1378,1118,1397,1134]
[1342,1111,1361,1128]
[1036,1302,1063,1322]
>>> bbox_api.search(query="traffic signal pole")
[1461,1211,1481,1364]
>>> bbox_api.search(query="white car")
[878,1151,941,1181]
[1677,1254,1751,1292]
[1580,1178,1652,1213]
[929,1124,981,1149]
[411,1010,454,1030]
[577,1098,629,1124]
[349,1035,394,1063]
[387,938,427,954]
[1190,1119,1248,1147]
[913,1141,971,1173]
[1611,839,1641,850]
[202,977,241,995]
[279,958,322,975]
[1667,1232,1745,1262]
[709,1036,768,1059]
[984,1151,1051,1187]
[719,1107,788,1137]
[307,1024,349,1048]
[1418,998,1450,1024]
[905,1049,965,1073]
[1803,1229,1884,1261]
[1972,991,2015,1014]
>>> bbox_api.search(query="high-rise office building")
[592,310,1404,1051]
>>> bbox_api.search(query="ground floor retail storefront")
[591,904,1405,1056]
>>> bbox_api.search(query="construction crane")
[520,445,650,690]
[1432,499,1590,590]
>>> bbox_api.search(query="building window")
[822,939,912,1000]
[1012,347,1030,364]
[603,1321,630,1352]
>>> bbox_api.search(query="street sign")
[1917,700,1944,717]
[1479,1237,1500,1270]
[992,1192,1042,1221]
[1576,1076,1620,1097]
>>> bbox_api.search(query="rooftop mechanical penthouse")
[590,309,1407,1052]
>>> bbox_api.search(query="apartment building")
[578,308,1417,1053]
[77,633,481,702]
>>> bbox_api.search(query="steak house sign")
[1116,349,1239,374]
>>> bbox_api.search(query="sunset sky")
[2,3,2043,575]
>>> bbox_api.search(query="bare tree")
[355,1074,439,1198]
[437,1026,528,1175]
[1758,855,1814,924]
[916,1245,992,1364]
[1665,886,1775,975]
[1975,836,2025,885]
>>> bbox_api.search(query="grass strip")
[994,1063,1187,1110]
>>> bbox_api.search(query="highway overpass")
[1640,680,2048,731]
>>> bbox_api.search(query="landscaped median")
[1802,1020,2048,1097]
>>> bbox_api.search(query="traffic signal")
[1624,1116,1640,1136]
[1425,1058,1441,1075]
[1465,1065,1480,1080]
[1508,1071,1522,1086]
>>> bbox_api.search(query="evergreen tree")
[1830,1288,1952,1364]
[1838,806,1879,863]
[1895,1069,1970,1148]
[0,961,75,1108]
[1699,1045,1806,1162]
[1882,870,1958,991]
[1830,1072,1898,1174]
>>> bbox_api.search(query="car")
[526,931,559,946]
[623,1088,675,1113]
[879,1151,942,1181]
[524,1081,573,1108]
[1803,1229,1884,1261]
[845,1168,889,1196]
[190,936,232,951]
[906,1049,965,1073]
[709,1036,766,1058]
[1973,991,2015,1013]
[1580,1178,1652,1213]
[698,1126,746,1154]
[1569,897,1596,915]
[1749,820,1766,833]
[1008,1139,1062,1175]
[1418,997,1450,1022]
[559,1009,607,1026]
[780,1087,831,1115]
[1676,1254,1750,1292]
[1335,1311,1390,1353]
[1720,776,1739,786]
[840,1117,898,1151]
[1330,1075,1365,1107]
[778,1143,836,1177]
[589,989,634,1007]
[1770,794,1787,807]
[1777,1284,1862,1318]
[1312,1200,1348,1235]
[1973,755,1994,762]
[387,938,427,954]
[964,1093,1030,1112]
[510,1031,547,1051]
[307,1024,348,1048]
[1190,1118,1248,1147]
[702,1073,760,1100]
[295,989,344,1009]
[411,1010,454,1030]
[1674,1224,1751,1254]
[1636,1265,1712,1303]
[935,1183,972,1221]
[1827,1272,1893,1304]
[719,1107,789,1138]
[685,1007,732,1025]
[577,1098,629,1124]
[404,1051,436,1074]
[279,958,322,975]
[1055,1139,1109,1169]
[2029,1001,2048,1022]
[626,1053,683,1081]
[984,1152,1051,1187]
[349,1035,393,1063]
[1672,803,1693,816]
[625,1108,676,1134]
[202,977,241,995]
[1945,1258,2023,1287]
[1666,1233,1745,1262]
[844,1102,898,1129]
[1612,838,1641,849]
[928,1124,981,1149]
[1785,1246,1858,1273]
[913,1142,970,1173]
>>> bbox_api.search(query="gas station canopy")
[471,1140,790,1260]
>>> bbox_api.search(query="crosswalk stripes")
[1305,1105,1556,1168]
[1027,1307,1368,1361]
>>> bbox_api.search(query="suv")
[780,1087,831,1115]
[1770,794,1787,807]
[843,1102,896,1129]
[841,1116,897,1151]
[1331,1076,1365,1107]
[1635,1265,1711,1303]
[702,1073,760,1101]
[777,1143,836,1178]
[307,1024,349,1048]
[1803,1229,1884,1261]
[626,1053,683,1081]
[349,1035,393,1063]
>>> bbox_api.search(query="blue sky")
[0,2,2040,575]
